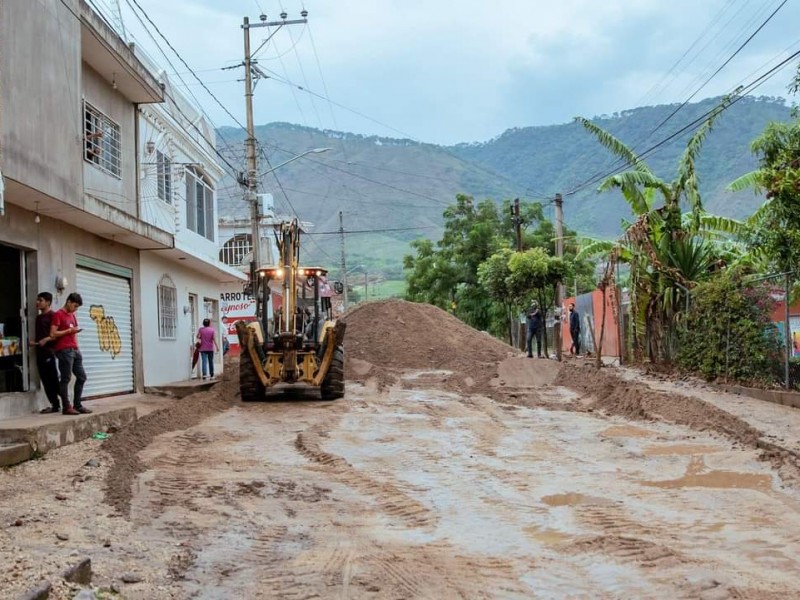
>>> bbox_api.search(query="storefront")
[75,258,134,398]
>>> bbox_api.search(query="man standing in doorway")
[50,293,90,415]
[526,302,543,358]
[28,292,61,413]
[569,302,581,356]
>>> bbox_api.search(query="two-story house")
[0,0,243,417]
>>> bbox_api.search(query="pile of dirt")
[102,359,239,515]
[555,362,762,447]
[342,299,517,390]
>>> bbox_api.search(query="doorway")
[0,243,28,393]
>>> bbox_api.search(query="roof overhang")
[6,179,173,250]
[146,240,248,283]
[79,0,163,104]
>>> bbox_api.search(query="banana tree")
[575,96,733,362]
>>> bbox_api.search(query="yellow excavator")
[235,219,346,401]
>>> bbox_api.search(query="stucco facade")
[0,0,245,416]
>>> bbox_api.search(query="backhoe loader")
[235,219,345,401]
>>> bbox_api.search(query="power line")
[566,44,800,197]
[307,225,439,235]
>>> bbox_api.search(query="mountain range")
[216,95,794,277]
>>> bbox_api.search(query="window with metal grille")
[84,101,121,177]
[156,150,172,203]
[157,275,177,339]
[219,233,253,266]
[185,167,215,241]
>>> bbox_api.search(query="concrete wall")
[81,65,138,215]
[0,202,143,417]
[140,252,225,386]
[0,0,82,205]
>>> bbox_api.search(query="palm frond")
[727,170,763,193]
[576,238,618,260]
[697,213,745,236]
[576,117,653,175]
[598,171,670,214]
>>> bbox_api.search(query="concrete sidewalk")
[0,379,215,467]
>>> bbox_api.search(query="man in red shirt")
[50,293,91,415]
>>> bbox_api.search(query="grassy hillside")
[216,96,793,275]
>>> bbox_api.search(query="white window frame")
[185,167,215,241]
[157,274,178,339]
[219,233,253,267]
[156,150,172,204]
[84,101,121,178]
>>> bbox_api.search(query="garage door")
[76,267,134,397]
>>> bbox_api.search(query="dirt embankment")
[555,362,762,447]
[102,361,239,515]
[342,299,517,391]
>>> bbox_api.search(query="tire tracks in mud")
[294,424,435,530]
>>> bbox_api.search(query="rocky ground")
[1,299,800,599]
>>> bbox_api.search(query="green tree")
[677,270,781,384]
[729,118,800,274]
[477,248,516,342]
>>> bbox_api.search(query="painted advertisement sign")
[220,291,256,357]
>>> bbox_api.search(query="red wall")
[563,288,622,358]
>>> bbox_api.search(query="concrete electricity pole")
[554,193,564,361]
[339,211,348,311]
[512,197,522,252]
[241,11,307,305]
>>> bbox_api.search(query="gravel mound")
[342,299,517,390]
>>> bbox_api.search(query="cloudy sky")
[108,0,800,145]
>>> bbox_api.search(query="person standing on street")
[50,293,90,415]
[526,302,544,358]
[569,302,581,356]
[197,318,219,380]
[28,292,61,413]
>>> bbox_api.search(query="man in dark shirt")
[526,302,543,358]
[28,292,61,413]
[569,303,581,356]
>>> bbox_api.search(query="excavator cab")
[236,220,346,401]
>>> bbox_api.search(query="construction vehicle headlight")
[276,268,284,279]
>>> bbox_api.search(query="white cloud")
[124,0,800,144]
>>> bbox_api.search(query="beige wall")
[81,65,138,216]
[0,0,82,205]
[0,202,144,416]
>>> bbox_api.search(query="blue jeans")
[56,348,87,409]
[201,351,215,378]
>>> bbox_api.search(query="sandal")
[40,407,60,414]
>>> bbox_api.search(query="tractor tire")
[320,344,345,400]
[239,346,265,402]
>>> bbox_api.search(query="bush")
[677,271,782,385]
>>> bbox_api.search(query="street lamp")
[251,147,330,271]
[257,147,331,179]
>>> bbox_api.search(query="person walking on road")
[526,302,544,358]
[569,302,581,356]
[197,318,219,380]
[29,292,61,413]
[50,292,90,415]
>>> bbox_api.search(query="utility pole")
[242,11,307,309]
[339,211,348,310]
[554,193,564,361]
[512,197,522,252]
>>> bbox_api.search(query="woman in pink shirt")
[196,318,219,380]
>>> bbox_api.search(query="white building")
[135,62,245,386]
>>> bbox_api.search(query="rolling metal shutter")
[76,267,134,398]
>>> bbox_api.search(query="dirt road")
[2,300,800,599]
